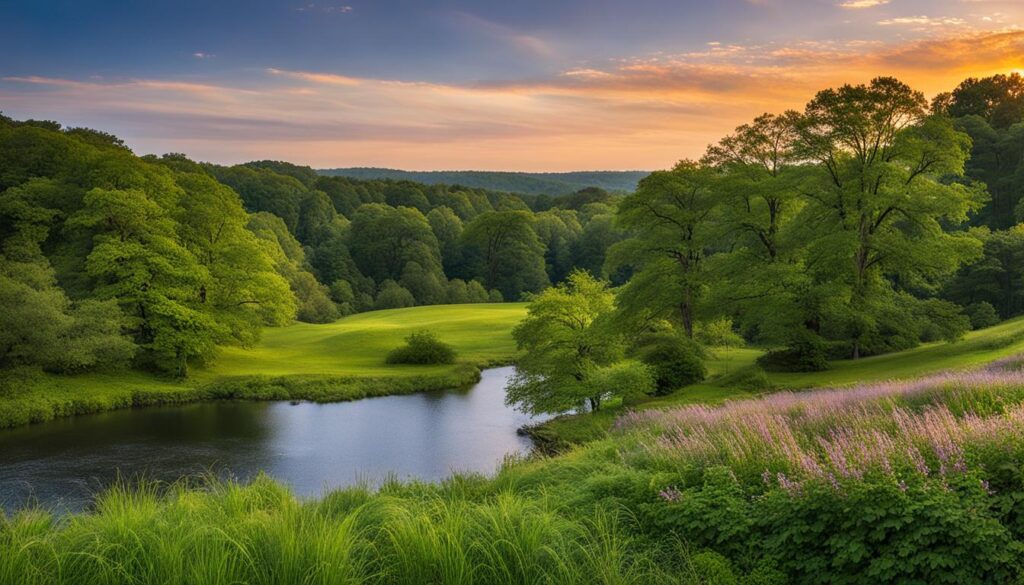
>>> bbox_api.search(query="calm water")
[0,367,542,511]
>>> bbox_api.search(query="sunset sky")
[3,0,1024,171]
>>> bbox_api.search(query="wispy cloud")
[450,11,554,57]
[839,0,890,9]
[878,15,968,27]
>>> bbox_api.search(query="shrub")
[716,367,773,392]
[375,280,416,310]
[585,362,656,405]
[386,330,457,365]
[756,331,828,372]
[966,301,1000,329]
[695,318,745,347]
[635,333,706,395]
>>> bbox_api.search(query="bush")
[635,333,706,395]
[585,362,655,405]
[716,366,773,392]
[695,318,745,347]
[375,280,416,310]
[386,331,457,365]
[757,331,829,372]
[966,301,1000,329]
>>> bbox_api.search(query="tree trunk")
[679,297,694,339]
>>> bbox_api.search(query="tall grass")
[618,357,1024,488]
[0,476,680,585]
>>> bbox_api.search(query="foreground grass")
[535,317,1024,446]
[8,356,1024,583]
[0,303,527,430]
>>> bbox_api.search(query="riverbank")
[0,303,527,430]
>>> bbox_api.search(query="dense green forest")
[0,117,624,377]
[318,168,648,196]
[3,72,1024,387]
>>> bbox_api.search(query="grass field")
[198,303,527,380]
[0,303,528,429]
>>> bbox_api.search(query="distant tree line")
[318,168,648,196]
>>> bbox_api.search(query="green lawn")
[197,303,527,380]
[0,303,527,429]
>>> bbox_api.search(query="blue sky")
[2,0,1023,170]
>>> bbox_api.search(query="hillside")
[317,168,649,195]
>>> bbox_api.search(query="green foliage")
[386,330,458,365]
[584,361,656,405]
[757,331,830,372]
[695,318,744,348]
[348,203,443,284]
[945,226,1024,318]
[460,210,549,300]
[612,163,719,338]
[967,301,1001,329]
[375,280,416,310]
[507,271,622,414]
[635,333,707,394]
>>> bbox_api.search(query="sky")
[2,0,1024,171]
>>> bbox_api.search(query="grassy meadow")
[0,303,527,429]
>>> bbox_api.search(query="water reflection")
[0,367,539,511]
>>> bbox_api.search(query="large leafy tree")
[701,113,810,342]
[794,77,986,357]
[459,210,548,300]
[347,203,443,285]
[171,169,296,342]
[70,182,213,376]
[505,271,622,414]
[611,162,720,337]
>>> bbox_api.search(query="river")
[0,366,542,512]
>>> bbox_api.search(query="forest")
[4,73,1024,385]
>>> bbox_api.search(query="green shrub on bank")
[386,331,458,365]
[635,333,706,394]
[756,331,829,372]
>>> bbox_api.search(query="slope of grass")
[0,303,527,429]
[535,317,1024,446]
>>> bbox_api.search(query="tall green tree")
[347,203,443,286]
[611,162,720,337]
[69,183,211,376]
[794,77,986,357]
[460,210,549,300]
